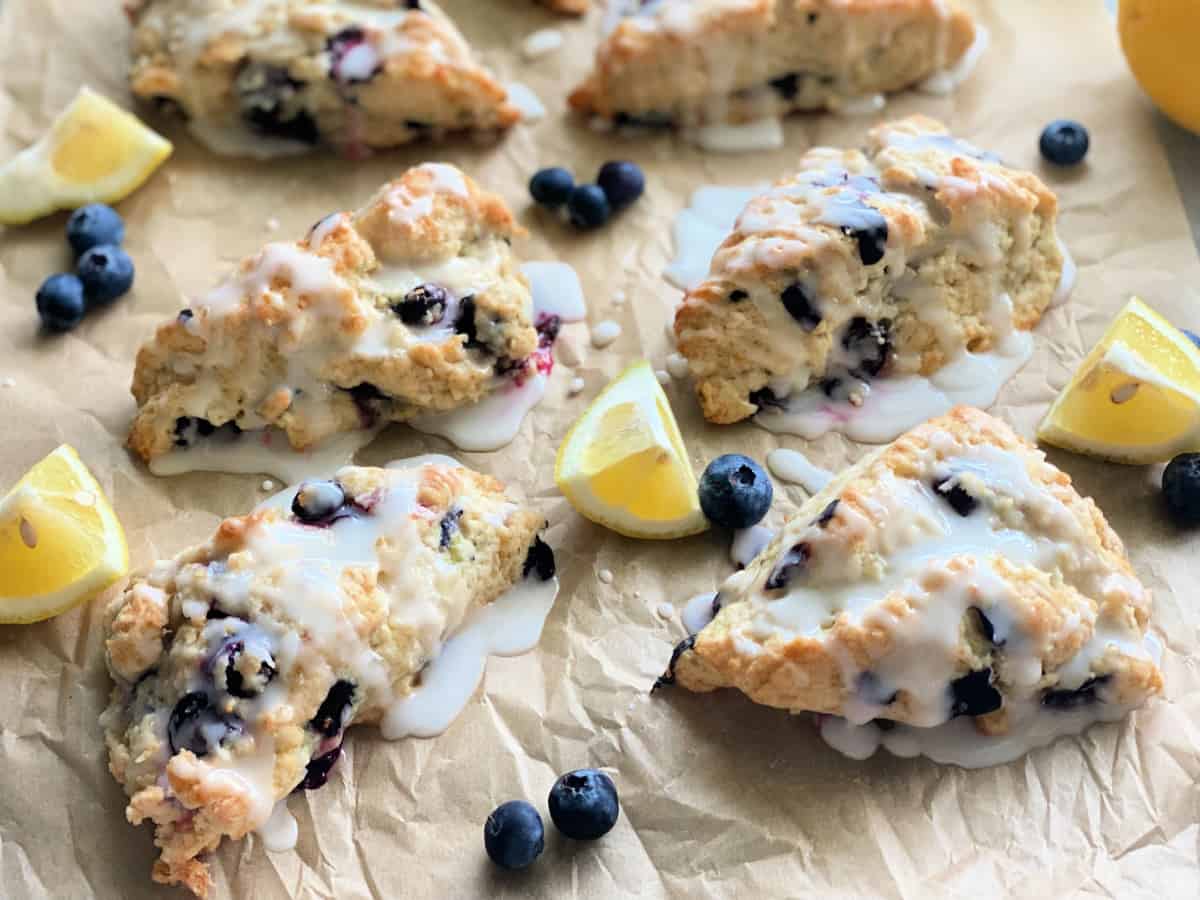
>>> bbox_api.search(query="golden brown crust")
[128,163,537,462]
[570,0,976,124]
[675,116,1062,424]
[670,408,1163,736]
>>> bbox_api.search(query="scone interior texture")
[570,0,977,125]
[102,462,556,896]
[674,115,1064,427]
[128,162,542,464]
[666,408,1163,765]
[128,0,521,155]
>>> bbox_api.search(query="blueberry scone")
[660,408,1163,766]
[102,461,557,896]
[126,0,522,156]
[128,162,546,464]
[570,0,977,126]
[674,116,1063,427]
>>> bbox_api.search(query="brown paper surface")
[2,1,1199,897]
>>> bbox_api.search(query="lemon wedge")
[556,361,708,539]
[0,446,129,623]
[1037,298,1200,463]
[0,87,173,226]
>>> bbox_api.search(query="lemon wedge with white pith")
[556,361,708,539]
[0,446,129,624]
[1038,298,1200,464]
[0,87,172,226]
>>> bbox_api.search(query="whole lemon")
[1118,0,1200,134]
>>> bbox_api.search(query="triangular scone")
[127,0,521,155]
[570,0,976,125]
[663,408,1163,760]
[675,116,1062,425]
[128,163,540,464]
[102,462,557,897]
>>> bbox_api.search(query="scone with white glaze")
[126,0,521,156]
[674,116,1063,426]
[102,461,557,897]
[570,0,977,126]
[128,162,545,464]
[660,408,1163,765]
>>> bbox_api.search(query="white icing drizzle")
[828,93,886,117]
[1052,237,1077,308]
[521,28,564,60]
[149,427,382,483]
[591,320,622,348]
[766,448,834,494]
[521,261,588,322]
[257,801,299,852]
[665,352,691,379]
[505,82,546,122]
[731,525,775,569]
[409,373,548,452]
[663,184,766,290]
[684,117,785,154]
[682,592,719,635]
[917,25,990,96]
[381,574,559,739]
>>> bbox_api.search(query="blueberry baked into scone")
[126,0,522,156]
[128,162,543,465]
[102,461,557,896]
[660,408,1163,766]
[570,0,977,125]
[674,115,1064,427]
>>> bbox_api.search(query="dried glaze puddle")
[145,462,560,851]
[680,439,1160,768]
[150,255,587,480]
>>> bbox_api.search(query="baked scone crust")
[128,162,538,462]
[102,462,552,896]
[666,408,1163,740]
[570,0,976,125]
[127,0,521,155]
[674,116,1062,424]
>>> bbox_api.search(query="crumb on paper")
[598,569,614,584]
[262,480,276,491]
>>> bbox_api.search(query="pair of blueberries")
[37,204,135,331]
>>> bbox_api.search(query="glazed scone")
[128,163,543,464]
[674,116,1063,427]
[102,462,558,897]
[660,408,1163,766]
[126,0,521,156]
[570,0,977,126]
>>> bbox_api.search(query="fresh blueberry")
[948,668,1003,718]
[1039,120,1090,166]
[35,274,86,332]
[310,679,356,738]
[1183,329,1200,350]
[932,475,978,517]
[168,692,242,756]
[529,167,574,208]
[780,282,821,331]
[66,204,125,256]
[596,161,644,209]
[393,282,448,326]
[698,454,773,530]
[297,744,343,791]
[484,800,545,870]
[547,769,620,841]
[523,537,556,581]
[1163,453,1200,527]
[292,480,347,524]
[567,184,611,229]
[76,244,135,306]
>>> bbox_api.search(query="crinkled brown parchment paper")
[1,1,1198,897]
